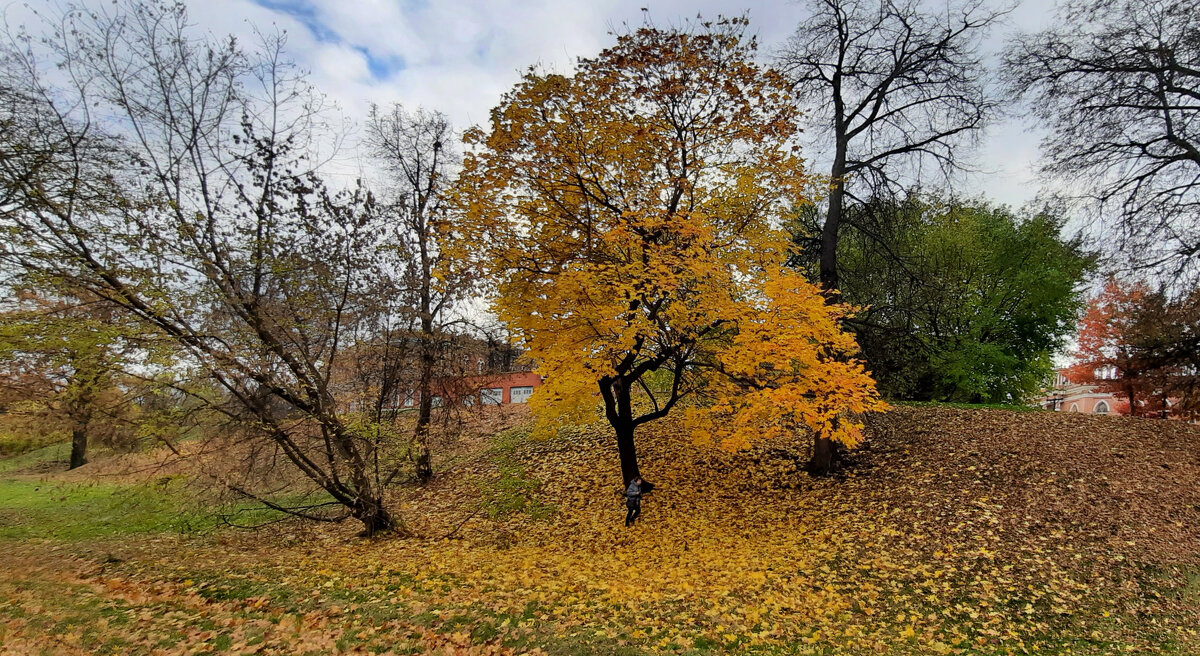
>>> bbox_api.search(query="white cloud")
[7,0,1051,208]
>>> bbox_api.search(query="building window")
[510,386,534,404]
[1069,403,1079,412]
[481,388,503,405]
[403,392,415,408]
[1094,400,1109,415]
[431,396,443,408]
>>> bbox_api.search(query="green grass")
[479,462,555,520]
[0,477,215,540]
[478,426,556,520]
[0,434,324,541]
[0,440,73,474]
[0,475,332,541]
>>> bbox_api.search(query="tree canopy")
[1070,276,1200,417]
[0,288,136,467]
[0,0,412,533]
[778,0,1004,290]
[451,18,886,484]
[1005,0,1200,281]
[793,196,1095,403]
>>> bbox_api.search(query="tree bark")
[810,158,845,476]
[414,345,434,484]
[809,135,848,476]
[66,367,98,471]
[353,497,393,536]
[820,180,845,291]
[413,190,436,485]
[807,435,836,477]
[69,425,88,469]
[413,428,433,483]
[614,419,641,486]
[601,376,643,485]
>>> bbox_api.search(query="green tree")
[0,289,135,468]
[792,195,1095,402]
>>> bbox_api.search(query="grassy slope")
[1,407,1198,655]
[0,479,205,540]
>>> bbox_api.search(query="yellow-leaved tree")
[451,17,886,486]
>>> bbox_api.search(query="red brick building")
[386,340,542,409]
[439,370,542,407]
[333,334,542,412]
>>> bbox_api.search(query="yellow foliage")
[2,407,1195,654]
[449,18,884,458]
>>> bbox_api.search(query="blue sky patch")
[354,46,405,79]
[250,0,404,79]
[251,0,338,43]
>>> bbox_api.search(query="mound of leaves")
[3,407,1199,655]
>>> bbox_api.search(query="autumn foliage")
[451,18,885,483]
[1068,277,1178,416]
[5,406,1200,654]
[1068,278,1153,414]
[1071,276,1200,417]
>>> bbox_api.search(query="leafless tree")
[0,0,406,535]
[363,105,468,484]
[777,0,1006,292]
[1005,0,1200,284]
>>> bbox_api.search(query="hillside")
[1,406,1198,655]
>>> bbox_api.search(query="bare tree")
[362,105,467,484]
[777,0,1005,291]
[1005,0,1200,283]
[0,1,405,535]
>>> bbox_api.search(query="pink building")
[1039,370,1122,415]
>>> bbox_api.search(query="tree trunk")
[69,425,88,469]
[820,182,844,291]
[614,377,644,485]
[413,339,433,483]
[66,370,97,471]
[413,282,435,485]
[415,362,434,484]
[413,387,433,484]
[807,435,836,476]
[413,435,432,483]
[353,497,393,536]
[614,420,641,485]
[601,377,643,485]
[414,215,436,485]
[811,138,848,475]
[820,133,848,292]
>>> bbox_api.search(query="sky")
[5,0,1058,206]
[3,0,1083,362]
